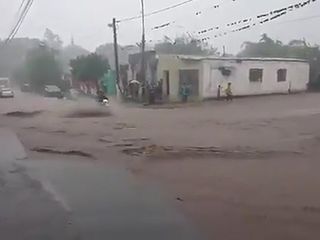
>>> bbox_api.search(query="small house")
[128,53,310,102]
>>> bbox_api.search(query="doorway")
[164,70,170,96]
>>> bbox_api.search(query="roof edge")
[159,54,309,63]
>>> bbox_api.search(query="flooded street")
[2,0,320,239]
[17,157,199,240]
[2,92,320,239]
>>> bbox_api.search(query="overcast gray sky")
[1,0,320,53]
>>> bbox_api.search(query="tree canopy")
[44,28,63,51]
[70,53,110,86]
[23,46,63,92]
[0,38,40,78]
[60,43,90,73]
[239,33,319,59]
[154,35,218,56]
[95,43,139,69]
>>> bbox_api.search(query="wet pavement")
[0,128,202,240]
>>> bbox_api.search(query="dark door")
[179,69,199,96]
[164,71,170,95]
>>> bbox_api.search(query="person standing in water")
[225,82,233,101]
[217,85,222,100]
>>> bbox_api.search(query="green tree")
[70,53,110,89]
[155,35,217,56]
[0,38,40,79]
[44,28,63,51]
[60,42,90,73]
[239,34,286,57]
[24,46,63,92]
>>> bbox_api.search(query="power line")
[201,10,319,42]
[151,0,238,31]
[187,0,318,41]
[18,0,27,12]
[117,0,195,23]
[9,0,33,41]
[6,0,32,41]
[6,0,34,43]
[277,14,320,25]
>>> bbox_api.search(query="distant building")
[128,52,310,102]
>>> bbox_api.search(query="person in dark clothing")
[217,85,222,100]
[97,89,108,103]
[157,79,163,101]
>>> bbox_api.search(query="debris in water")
[122,147,145,155]
[122,137,150,142]
[98,136,113,143]
[23,126,37,130]
[65,109,112,118]
[31,147,94,159]
[113,122,136,130]
[113,143,135,147]
[121,144,302,159]
[50,130,67,134]
[5,110,43,118]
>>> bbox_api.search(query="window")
[249,69,263,82]
[277,69,287,82]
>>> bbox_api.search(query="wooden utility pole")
[140,0,146,100]
[112,18,122,95]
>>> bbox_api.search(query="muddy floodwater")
[1,92,320,240]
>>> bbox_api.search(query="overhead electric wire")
[11,0,34,39]
[5,0,34,43]
[198,0,318,42]
[117,0,194,23]
[151,0,238,31]
[18,0,27,12]
[6,0,31,42]
[277,13,320,25]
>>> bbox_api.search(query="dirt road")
[1,92,320,239]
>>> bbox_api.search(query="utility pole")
[140,0,146,101]
[112,18,122,95]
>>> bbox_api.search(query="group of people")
[180,82,234,103]
[97,82,234,104]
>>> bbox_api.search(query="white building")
[161,55,310,101]
[128,53,310,102]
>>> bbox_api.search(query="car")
[44,85,63,98]
[21,83,31,92]
[0,87,14,98]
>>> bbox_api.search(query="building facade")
[128,53,310,102]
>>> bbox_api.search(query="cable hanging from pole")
[5,0,34,43]
[117,0,194,23]
[151,0,238,31]
[197,0,318,42]
[148,0,317,42]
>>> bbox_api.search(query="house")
[128,52,310,102]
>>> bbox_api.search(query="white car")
[0,88,14,98]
